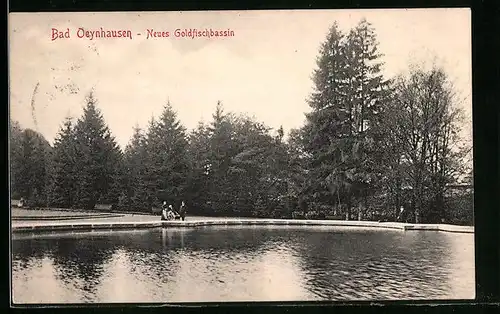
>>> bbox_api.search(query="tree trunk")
[346,195,351,221]
[335,189,340,216]
[411,191,417,223]
[363,189,368,221]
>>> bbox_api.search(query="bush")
[305,211,322,220]
[371,210,394,222]
[271,210,291,219]
[325,215,343,220]
[25,197,47,209]
[445,192,473,226]
[271,210,280,219]
[252,210,270,218]
[292,211,305,219]
[317,204,334,213]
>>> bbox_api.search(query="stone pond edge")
[11,219,474,234]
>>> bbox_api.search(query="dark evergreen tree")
[12,128,52,206]
[142,117,159,209]
[10,120,24,200]
[286,128,311,215]
[187,121,211,214]
[188,102,291,217]
[144,101,190,209]
[302,22,352,217]
[73,92,122,210]
[48,117,77,208]
[229,115,275,216]
[121,124,149,211]
[205,102,236,214]
[301,20,390,220]
[341,18,391,220]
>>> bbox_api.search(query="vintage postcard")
[9,9,473,304]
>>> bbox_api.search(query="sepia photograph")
[9,9,474,304]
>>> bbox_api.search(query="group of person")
[161,201,187,221]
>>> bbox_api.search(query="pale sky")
[8,9,472,149]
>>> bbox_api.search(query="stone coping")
[11,219,474,234]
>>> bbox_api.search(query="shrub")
[252,210,269,218]
[292,211,305,219]
[270,210,281,219]
[445,192,473,226]
[305,211,321,220]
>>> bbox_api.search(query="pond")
[11,226,475,303]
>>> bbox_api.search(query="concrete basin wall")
[11,219,474,234]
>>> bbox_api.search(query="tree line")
[10,19,473,225]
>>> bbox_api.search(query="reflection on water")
[12,226,475,303]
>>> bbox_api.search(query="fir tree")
[49,117,77,208]
[302,20,389,220]
[122,124,148,210]
[206,101,235,213]
[13,128,52,206]
[302,22,351,216]
[73,92,122,210]
[145,101,190,208]
[10,120,24,200]
[187,121,211,213]
[342,18,391,219]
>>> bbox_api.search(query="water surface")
[12,226,475,303]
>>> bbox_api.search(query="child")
[161,202,176,221]
[167,205,176,220]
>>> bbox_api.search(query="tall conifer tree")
[302,20,389,219]
[10,120,24,200]
[73,92,122,210]
[121,125,148,210]
[342,19,391,219]
[49,117,77,208]
[302,22,351,216]
[145,101,190,208]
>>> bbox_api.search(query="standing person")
[161,201,168,221]
[398,205,405,222]
[179,201,187,221]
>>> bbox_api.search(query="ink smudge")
[30,82,40,130]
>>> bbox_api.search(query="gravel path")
[12,208,112,217]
